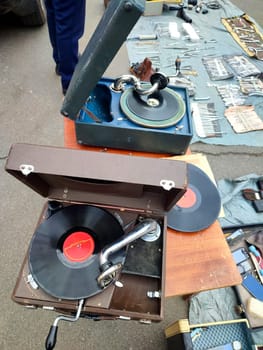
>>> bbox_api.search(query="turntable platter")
[29,205,125,300]
[120,87,185,128]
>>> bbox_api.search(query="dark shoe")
[62,88,67,96]
[55,64,60,76]
[104,0,110,8]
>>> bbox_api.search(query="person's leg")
[44,0,60,69]
[53,0,86,93]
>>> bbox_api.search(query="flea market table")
[64,118,242,297]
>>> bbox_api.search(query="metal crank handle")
[45,299,84,350]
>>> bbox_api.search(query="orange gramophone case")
[5,143,187,322]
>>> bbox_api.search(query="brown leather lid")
[5,143,187,214]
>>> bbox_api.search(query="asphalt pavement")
[0,1,262,349]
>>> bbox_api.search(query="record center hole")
[177,188,197,208]
[63,231,95,263]
[147,97,160,107]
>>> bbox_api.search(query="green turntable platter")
[120,86,186,128]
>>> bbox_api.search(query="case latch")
[26,274,38,290]
[20,164,34,176]
[160,179,175,191]
[147,290,161,299]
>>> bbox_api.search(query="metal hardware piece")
[112,74,158,95]
[147,290,161,299]
[45,299,84,350]
[160,179,175,191]
[112,72,168,96]
[97,219,160,288]
[139,319,152,324]
[99,219,159,268]
[141,223,161,242]
[115,280,124,288]
[27,274,38,290]
[81,106,102,123]
[193,96,210,101]
[19,164,34,176]
[54,299,84,326]
[97,263,123,289]
[43,306,55,311]
[119,316,131,320]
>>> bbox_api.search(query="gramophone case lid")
[61,0,145,120]
[5,143,187,214]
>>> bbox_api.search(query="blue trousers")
[44,0,86,91]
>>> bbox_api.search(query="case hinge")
[19,164,34,176]
[118,316,131,321]
[160,179,175,191]
[139,319,152,324]
[42,306,55,311]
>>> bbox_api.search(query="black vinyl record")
[120,87,185,128]
[167,164,221,232]
[29,205,124,300]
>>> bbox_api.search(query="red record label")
[176,187,197,208]
[63,231,95,263]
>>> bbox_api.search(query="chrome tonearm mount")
[112,72,169,96]
[97,219,161,288]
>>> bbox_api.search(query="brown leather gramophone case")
[5,143,187,322]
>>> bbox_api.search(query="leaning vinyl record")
[29,204,124,300]
[167,164,221,232]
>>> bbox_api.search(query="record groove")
[167,164,221,232]
[29,205,124,300]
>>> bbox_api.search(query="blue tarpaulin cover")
[218,174,263,228]
[126,0,263,147]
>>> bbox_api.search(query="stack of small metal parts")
[215,85,246,107]
[202,56,234,80]
[222,15,263,60]
[238,76,263,96]
[204,54,262,107]
[223,54,261,78]
[192,102,223,138]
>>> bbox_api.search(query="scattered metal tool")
[127,34,157,41]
